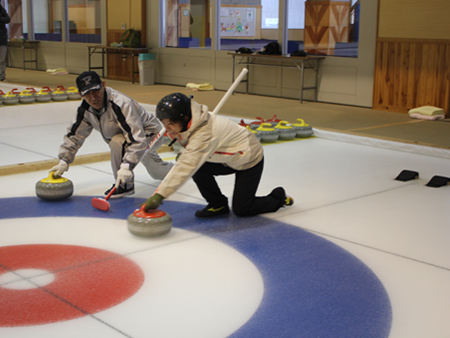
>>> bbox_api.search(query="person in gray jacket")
[0,4,11,81]
[51,71,173,198]
[144,93,293,217]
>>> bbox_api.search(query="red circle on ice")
[0,244,145,327]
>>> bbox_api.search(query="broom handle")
[212,68,248,115]
[104,186,116,201]
[147,68,248,152]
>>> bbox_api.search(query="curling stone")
[256,123,279,143]
[19,90,36,104]
[265,115,282,126]
[3,91,19,105]
[291,119,313,138]
[0,90,5,105]
[249,117,265,130]
[274,121,296,140]
[51,87,68,101]
[239,119,249,128]
[67,87,81,100]
[36,89,52,102]
[246,125,262,142]
[36,172,73,200]
[127,205,172,237]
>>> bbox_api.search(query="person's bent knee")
[232,205,251,217]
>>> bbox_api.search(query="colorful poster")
[220,7,256,37]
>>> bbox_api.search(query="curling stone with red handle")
[36,88,52,102]
[127,205,172,237]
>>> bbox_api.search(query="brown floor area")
[4,67,450,150]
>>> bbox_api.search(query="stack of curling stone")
[291,118,313,138]
[127,205,172,237]
[274,121,296,140]
[36,172,74,200]
[256,123,279,143]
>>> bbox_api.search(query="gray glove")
[50,159,68,177]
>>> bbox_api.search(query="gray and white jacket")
[58,87,162,169]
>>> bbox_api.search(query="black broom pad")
[395,170,419,182]
[426,175,450,188]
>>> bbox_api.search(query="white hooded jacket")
[157,99,263,198]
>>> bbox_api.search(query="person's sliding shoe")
[270,187,294,208]
[104,183,135,199]
[195,204,230,218]
[284,195,294,206]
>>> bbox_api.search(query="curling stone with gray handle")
[36,172,73,200]
[127,206,172,237]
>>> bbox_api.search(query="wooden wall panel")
[379,0,450,40]
[373,38,450,115]
[304,1,350,55]
[106,31,140,82]
[106,0,146,82]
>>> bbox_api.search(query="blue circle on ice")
[0,196,392,337]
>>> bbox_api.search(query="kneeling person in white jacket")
[144,93,293,217]
[51,71,173,198]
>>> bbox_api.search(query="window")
[67,0,101,43]
[219,0,277,51]
[32,0,62,41]
[6,0,101,43]
[5,0,28,40]
[162,0,211,49]
[159,0,359,57]
[300,0,359,57]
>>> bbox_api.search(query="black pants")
[192,157,283,216]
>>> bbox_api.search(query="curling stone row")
[243,119,313,143]
[0,86,80,105]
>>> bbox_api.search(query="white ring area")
[0,269,55,290]
[0,217,264,338]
